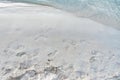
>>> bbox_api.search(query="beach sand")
[0,3,120,80]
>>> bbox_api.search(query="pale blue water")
[2,0,120,29]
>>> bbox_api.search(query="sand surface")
[0,3,120,80]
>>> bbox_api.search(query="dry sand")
[0,3,120,80]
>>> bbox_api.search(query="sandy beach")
[0,2,120,80]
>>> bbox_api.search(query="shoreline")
[0,2,120,30]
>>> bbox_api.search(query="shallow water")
[2,0,120,29]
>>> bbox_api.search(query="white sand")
[0,3,120,80]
